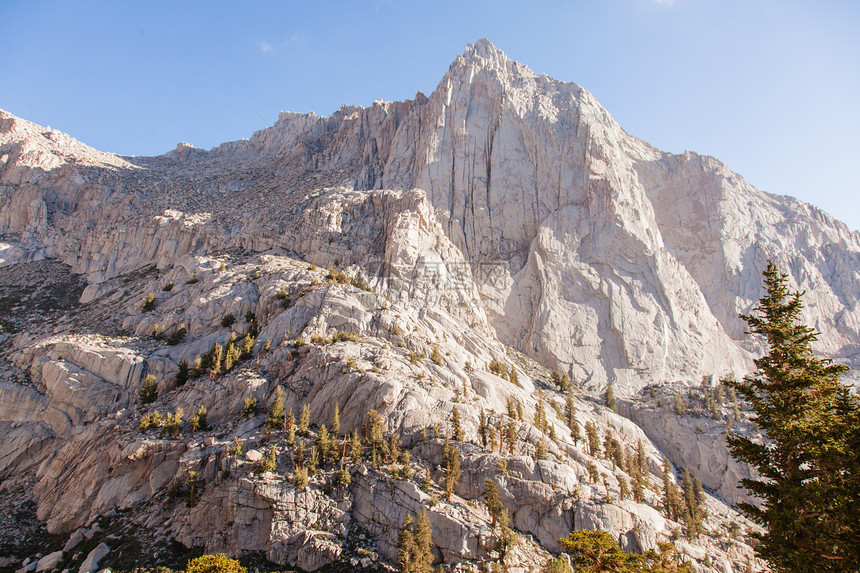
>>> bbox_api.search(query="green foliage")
[535,439,547,460]
[139,374,158,404]
[298,403,312,437]
[541,555,573,573]
[242,397,257,417]
[190,404,207,433]
[450,406,464,441]
[483,478,504,526]
[429,345,443,366]
[185,554,246,573]
[293,466,309,489]
[726,261,860,571]
[258,445,277,474]
[139,411,166,431]
[332,330,359,343]
[606,384,617,413]
[333,466,351,488]
[565,391,581,445]
[167,324,187,346]
[186,470,198,508]
[673,391,686,415]
[309,333,332,345]
[185,270,199,284]
[550,370,571,391]
[267,386,285,430]
[142,292,155,312]
[442,437,461,499]
[331,402,340,437]
[162,281,174,292]
[585,421,600,457]
[478,408,488,449]
[220,313,235,328]
[488,359,509,378]
[558,530,692,573]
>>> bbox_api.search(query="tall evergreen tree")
[331,402,341,437]
[605,384,617,413]
[450,406,464,441]
[478,408,488,449]
[398,514,417,573]
[726,261,860,571]
[585,421,600,457]
[413,509,435,573]
[266,386,285,430]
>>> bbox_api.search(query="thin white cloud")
[653,0,676,5]
[281,34,308,48]
[258,40,273,54]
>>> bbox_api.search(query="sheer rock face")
[2,41,859,392]
[0,39,857,571]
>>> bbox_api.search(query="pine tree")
[726,261,860,571]
[139,374,158,404]
[535,389,547,432]
[535,439,547,460]
[504,417,517,455]
[450,406,464,441]
[443,436,461,499]
[636,439,648,479]
[331,402,341,437]
[673,391,685,415]
[478,408,488,449]
[605,384,617,413]
[348,429,363,464]
[483,478,503,526]
[585,421,600,457]
[661,457,683,521]
[267,386,285,430]
[495,507,517,564]
[399,514,417,573]
[298,403,311,437]
[413,509,434,573]
[316,424,330,467]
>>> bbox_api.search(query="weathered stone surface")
[35,551,63,572]
[78,543,109,573]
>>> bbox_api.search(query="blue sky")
[2,0,858,231]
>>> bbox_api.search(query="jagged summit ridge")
[2,39,859,392]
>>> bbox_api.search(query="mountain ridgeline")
[0,39,857,572]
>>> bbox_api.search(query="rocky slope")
[0,39,857,572]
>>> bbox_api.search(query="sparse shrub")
[191,404,208,432]
[186,270,199,284]
[294,466,309,489]
[167,324,187,346]
[175,359,189,387]
[139,374,158,404]
[258,445,277,474]
[551,370,571,391]
[185,554,246,573]
[310,333,332,345]
[333,466,351,488]
[243,397,258,417]
[325,267,349,284]
[139,411,166,431]
[430,345,443,366]
[221,313,235,328]
[488,359,509,378]
[142,292,155,312]
[162,281,174,292]
[332,330,359,343]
